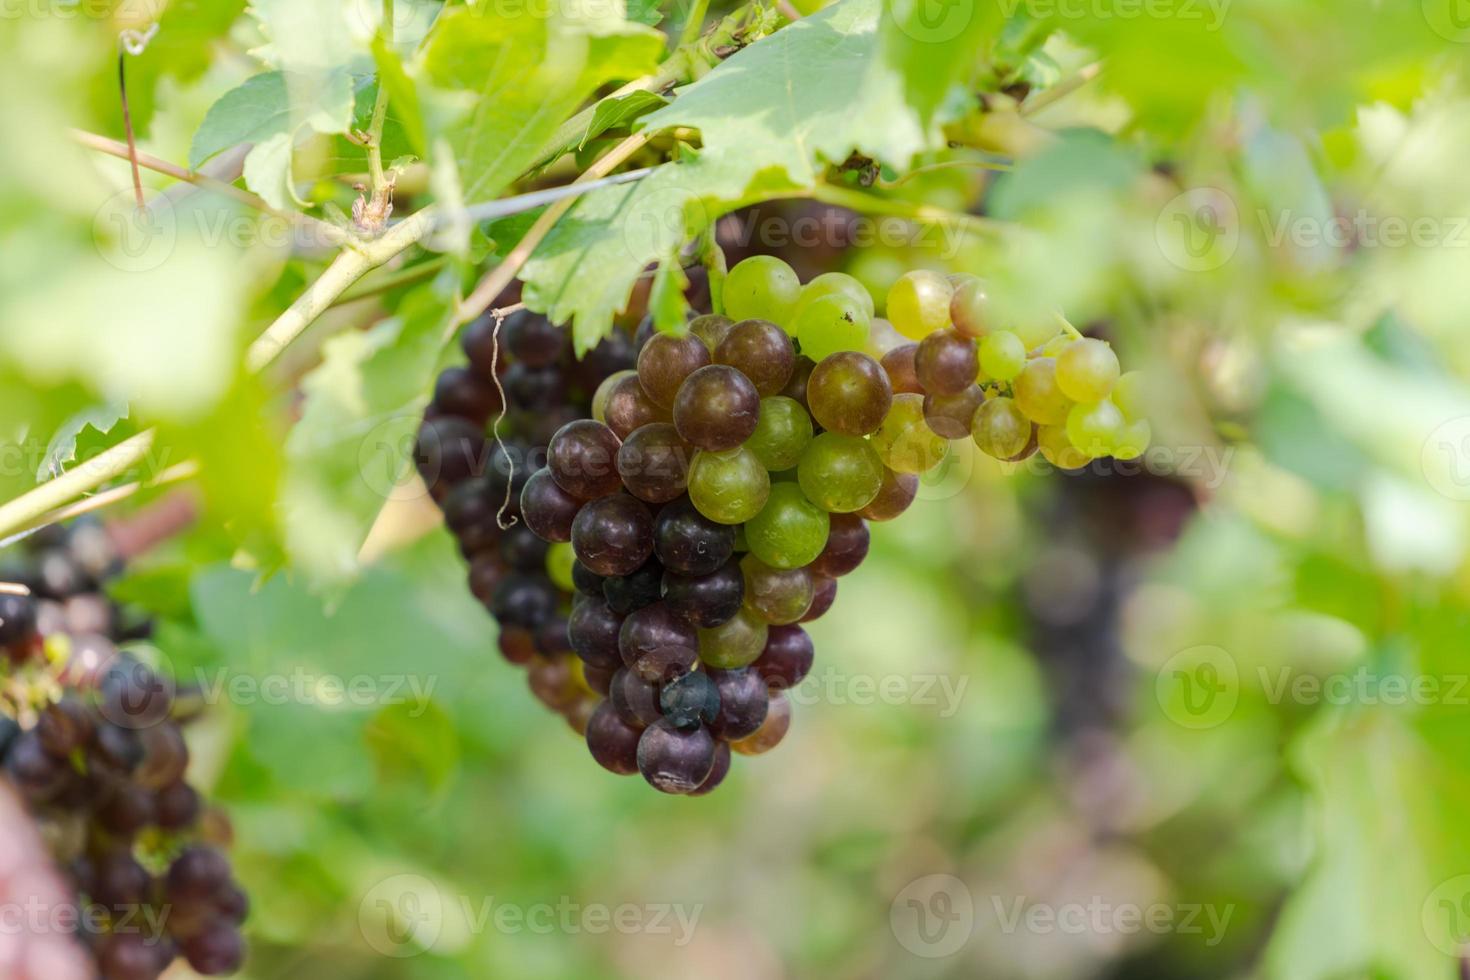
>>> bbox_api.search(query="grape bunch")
[0,522,247,980]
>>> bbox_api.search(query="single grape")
[796,433,884,513]
[880,343,924,395]
[1056,338,1121,403]
[807,351,893,436]
[653,497,736,576]
[698,608,769,670]
[753,625,814,690]
[432,366,502,425]
[714,319,796,396]
[724,255,801,324]
[971,397,1032,459]
[689,741,732,795]
[547,420,623,500]
[731,693,791,755]
[500,524,550,573]
[504,311,569,367]
[740,554,813,625]
[99,932,169,980]
[800,574,837,622]
[1038,424,1090,469]
[535,614,573,656]
[586,701,642,774]
[978,330,1027,381]
[795,272,875,320]
[443,476,495,533]
[687,447,770,525]
[166,847,232,903]
[619,602,699,682]
[503,363,567,411]
[780,355,815,409]
[663,559,745,628]
[570,494,654,576]
[872,393,950,475]
[156,779,202,829]
[923,385,985,440]
[867,316,907,355]
[602,372,668,440]
[1013,358,1073,425]
[617,422,693,503]
[460,312,505,377]
[915,329,979,395]
[1112,370,1145,421]
[610,667,662,728]
[743,483,830,570]
[520,469,581,542]
[582,664,617,698]
[0,592,37,647]
[745,395,813,472]
[706,667,769,741]
[673,365,762,451]
[638,332,712,408]
[414,416,487,495]
[602,558,665,615]
[886,270,954,340]
[546,543,575,590]
[810,513,869,577]
[571,561,605,598]
[792,293,871,361]
[491,575,558,629]
[690,313,736,351]
[529,655,581,712]
[949,277,993,339]
[659,671,721,730]
[468,553,508,606]
[1066,399,1125,457]
[637,719,715,794]
[592,369,634,423]
[573,328,637,391]
[1113,419,1152,460]
[498,628,537,665]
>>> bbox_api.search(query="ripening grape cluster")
[419,257,1148,797]
[0,522,247,980]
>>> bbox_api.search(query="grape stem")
[361,0,396,231]
[699,231,728,316]
[0,432,158,544]
[1055,313,1084,339]
[1021,61,1103,117]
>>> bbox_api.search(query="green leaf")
[881,0,1003,128]
[190,71,355,168]
[371,37,426,156]
[241,131,306,211]
[626,0,665,27]
[365,698,460,794]
[38,401,128,480]
[648,257,690,332]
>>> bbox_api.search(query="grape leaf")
[649,257,690,332]
[881,0,1003,128]
[38,401,128,480]
[626,0,665,27]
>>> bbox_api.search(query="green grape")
[743,483,830,569]
[792,293,871,361]
[1016,318,1063,350]
[795,272,875,320]
[971,397,1031,459]
[872,393,950,475]
[745,396,813,471]
[978,331,1026,381]
[1112,419,1152,460]
[545,541,576,591]
[1112,371,1145,422]
[724,255,801,324]
[1065,400,1124,457]
[1039,333,1071,357]
[690,313,736,351]
[592,369,635,423]
[797,432,885,513]
[1056,338,1121,403]
[1038,424,1090,469]
[886,270,954,340]
[741,554,814,625]
[1013,358,1073,426]
[698,607,769,669]
[949,277,992,339]
[688,446,771,525]
[867,317,907,356]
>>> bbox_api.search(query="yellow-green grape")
[1013,358,1073,426]
[1065,400,1125,457]
[1113,419,1152,460]
[688,446,771,525]
[698,607,769,669]
[1038,424,1090,469]
[725,255,801,325]
[745,395,813,471]
[592,369,634,423]
[971,397,1032,459]
[744,483,830,569]
[796,432,885,513]
[1056,338,1121,403]
[949,277,993,339]
[1112,371,1145,422]
[867,317,907,356]
[978,331,1027,381]
[740,554,814,625]
[546,542,576,591]
[1040,334,1071,357]
[792,293,871,361]
[873,393,950,475]
[795,272,875,320]
[1015,319,1063,349]
[885,270,954,340]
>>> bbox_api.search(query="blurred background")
[4,0,1470,978]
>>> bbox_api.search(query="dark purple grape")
[498,628,537,665]
[582,664,615,697]
[619,602,698,682]
[659,671,721,730]
[36,696,92,758]
[706,668,769,741]
[571,562,605,598]
[811,513,869,577]
[0,592,37,647]
[915,329,979,395]
[442,477,496,533]
[636,719,715,794]
[520,468,582,543]
[572,329,637,390]
[135,721,188,789]
[97,931,164,980]
[6,732,67,801]
[98,781,157,834]
[567,598,625,671]
[518,403,583,447]
[617,423,693,503]
[673,365,761,452]
[923,384,984,439]
[503,362,566,411]
[461,312,508,377]
[91,849,151,908]
[609,668,662,728]
[99,659,173,729]
[637,332,711,408]
[432,366,502,425]
[181,923,245,976]
[653,497,736,576]
[586,701,641,775]
[499,524,550,573]
[881,344,923,394]
[689,741,731,796]
[534,615,572,656]
[528,656,580,712]
[753,625,814,690]
[91,722,144,774]
[800,574,837,622]
[467,554,509,605]
[714,319,795,396]
[633,314,657,353]
[504,311,569,367]
[489,575,558,629]
[166,847,232,904]
[156,780,202,829]
[662,559,744,628]
[571,494,654,577]
[216,882,250,923]
[415,417,487,496]
[780,354,815,410]
[602,373,667,441]
[548,420,623,500]
[602,559,664,615]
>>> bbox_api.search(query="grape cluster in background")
[0,522,247,980]
[418,255,1147,796]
